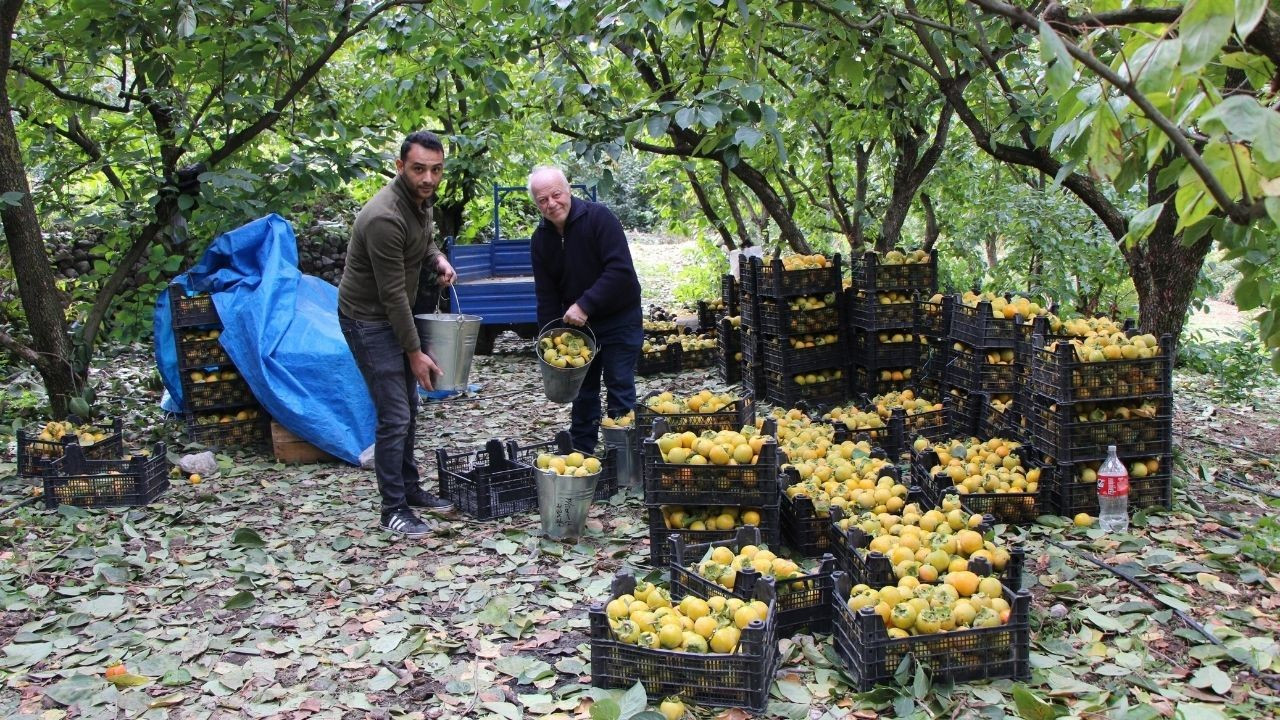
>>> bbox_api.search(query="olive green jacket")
[338,173,443,353]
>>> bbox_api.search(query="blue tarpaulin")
[154,214,373,464]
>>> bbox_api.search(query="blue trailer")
[442,184,594,354]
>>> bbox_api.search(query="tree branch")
[11,63,129,112]
[968,0,1268,226]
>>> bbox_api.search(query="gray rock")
[178,450,218,476]
[1049,603,1069,619]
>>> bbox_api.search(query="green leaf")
[1234,278,1261,310]
[1266,197,1280,226]
[1039,22,1073,95]
[368,668,398,691]
[1200,96,1268,142]
[1124,202,1165,248]
[1012,683,1060,720]
[776,678,811,703]
[734,126,763,147]
[740,84,763,102]
[1235,0,1267,37]
[1128,39,1180,94]
[590,698,620,720]
[1190,664,1233,695]
[232,527,265,548]
[674,107,696,129]
[1087,104,1122,180]
[618,681,647,718]
[1180,0,1234,74]
[477,596,513,626]
[0,191,24,206]
[223,591,256,610]
[646,115,669,139]
[1175,702,1228,720]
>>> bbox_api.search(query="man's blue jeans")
[571,321,643,453]
[339,312,422,515]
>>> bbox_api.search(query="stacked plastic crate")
[1025,322,1175,518]
[845,250,937,398]
[715,316,743,385]
[168,285,269,448]
[636,391,779,567]
[697,274,739,336]
[739,254,846,407]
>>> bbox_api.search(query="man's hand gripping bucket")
[415,285,483,393]
[535,320,596,404]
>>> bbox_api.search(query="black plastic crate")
[647,504,782,568]
[589,572,780,712]
[850,328,921,370]
[740,254,843,299]
[642,320,687,339]
[436,439,537,520]
[1046,457,1172,517]
[850,365,916,399]
[845,288,916,331]
[760,335,848,375]
[974,392,1025,443]
[826,507,1024,591]
[948,298,1024,348]
[915,294,952,337]
[177,329,232,369]
[1025,393,1173,464]
[743,295,842,337]
[831,571,1032,691]
[815,405,897,456]
[506,431,619,502]
[182,374,257,412]
[717,320,743,385]
[1029,334,1174,403]
[1014,315,1136,368]
[184,412,269,448]
[636,343,682,376]
[17,418,124,479]
[697,301,729,335]
[668,528,837,637]
[919,471,1043,527]
[851,250,938,293]
[636,390,756,442]
[642,418,779,506]
[764,370,849,408]
[42,442,170,509]
[780,465,904,557]
[680,343,718,370]
[944,341,1020,394]
[721,273,740,314]
[168,284,220,328]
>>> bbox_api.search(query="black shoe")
[407,490,454,513]
[381,508,433,538]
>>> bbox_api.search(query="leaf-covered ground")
[2,237,1279,720]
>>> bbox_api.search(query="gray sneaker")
[381,508,433,538]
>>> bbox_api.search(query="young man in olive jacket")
[338,131,457,538]
[528,165,643,454]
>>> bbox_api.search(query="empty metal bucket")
[415,286,482,392]
[534,467,599,540]
[602,425,639,487]
[536,322,596,404]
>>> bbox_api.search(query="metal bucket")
[415,286,482,392]
[536,321,596,404]
[602,425,639,488]
[534,467,599,540]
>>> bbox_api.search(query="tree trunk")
[921,192,939,252]
[1124,205,1211,347]
[0,0,78,416]
[852,142,871,251]
[879,108,952,252]
[718,165,751,248]
[727,160,811,254]
[984,232,998,269]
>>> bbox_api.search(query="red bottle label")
[1098,473,1129,497]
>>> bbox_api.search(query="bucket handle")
[432,283,466,319]
[538,319,596,348]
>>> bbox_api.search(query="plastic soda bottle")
[1097,445,1129,532]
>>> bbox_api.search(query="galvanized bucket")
[535,321,596,404]
[415,285,482,392]
[601,425,639,488]
[534,467,599,540]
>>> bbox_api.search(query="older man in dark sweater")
[338,131,457,538]
[528,165,643,453]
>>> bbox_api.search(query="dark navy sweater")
[530,196,642,331]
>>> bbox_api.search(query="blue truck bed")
[444,237,538,353]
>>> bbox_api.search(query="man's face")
[530,174,571,227]
[397,144,445,203]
